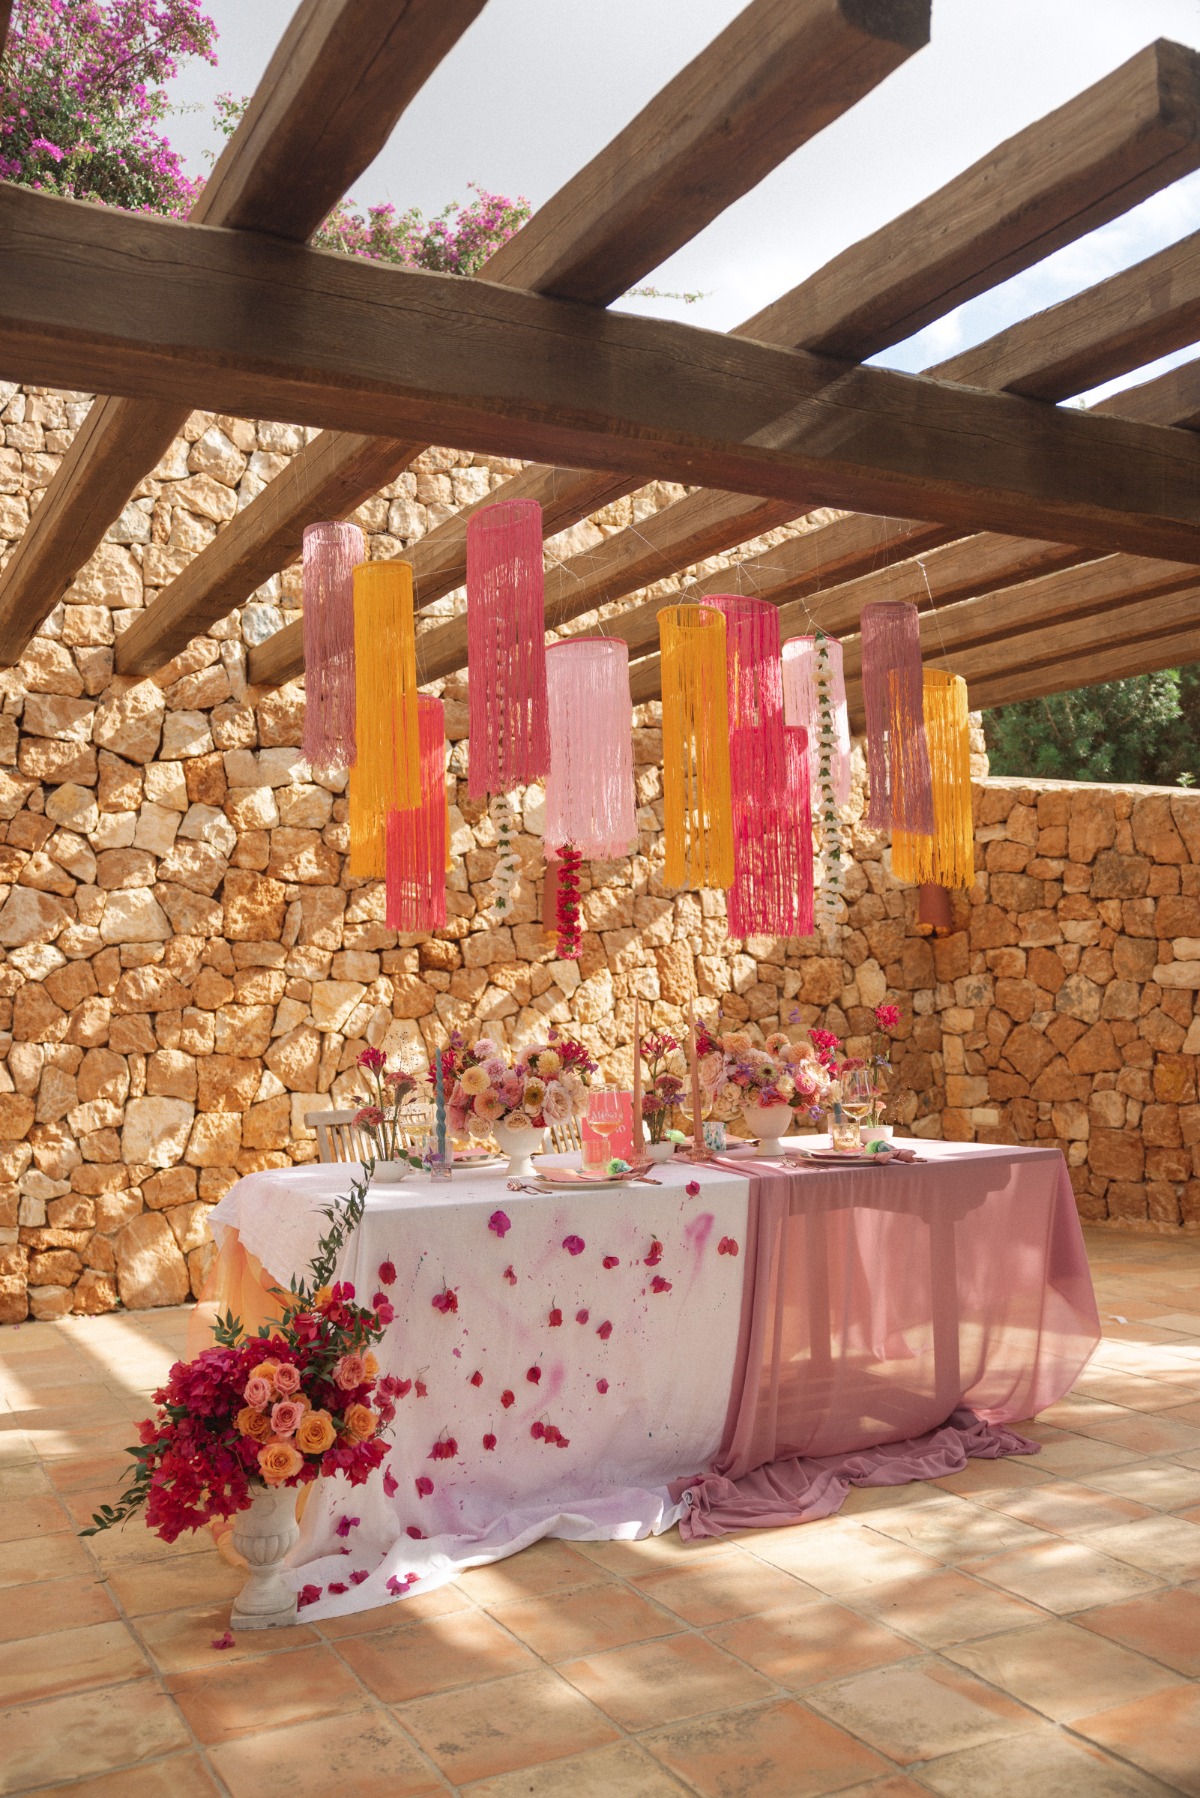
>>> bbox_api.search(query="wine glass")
[840,1066,873,1122]
[585,1085,623,1171]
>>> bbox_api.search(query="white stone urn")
[230,1483,300,1631]
[742,1101,794,1157]
[494,1119,545,1179]
[644,1140,675,1163]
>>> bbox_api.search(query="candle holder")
[428,1149,453,1183]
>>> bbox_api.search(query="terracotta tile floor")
[3,1227,1200,1796]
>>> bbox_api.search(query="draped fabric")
[466,500,549,798]
[545,637,637,858]
[301,521,363,772]
[860,600,935,835]
[659,605,735,889]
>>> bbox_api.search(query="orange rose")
[295,1409,336,1455]
[236,1405,273,1443]
[343,1404,378,1441]
[363,1352,379,1379]
[249,1360,281,1389]
[257,1440,304,1485]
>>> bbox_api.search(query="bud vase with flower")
[354,1047,425,1181]
[867,1001,902,1139]
[639,1030,687,1161]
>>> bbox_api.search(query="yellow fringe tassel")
[892,669,974,890]
[659,606,735,889]
[348,561,420,878]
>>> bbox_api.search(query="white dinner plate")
[525,1171,642,1190]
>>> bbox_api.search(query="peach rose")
[243,1376,271,1410]
[363,1352,379,1380]
[344,1403,378,1441]
[333,1353,365,1391]
[236,1405,273,1443]
[257,1441,304,1485]
[296,1409,336,1455]
[272,1363,301,1396]
[270,1400,306,1437]
[249,1360,281,1388]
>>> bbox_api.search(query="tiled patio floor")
[3,1228,1200,1796]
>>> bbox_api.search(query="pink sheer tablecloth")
[673,1139,1100,1536]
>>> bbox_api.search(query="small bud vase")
[644,1140,675,1163]
[230,1483,300,1631]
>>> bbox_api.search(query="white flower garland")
[813,631,845,929]
[489,792,521,922]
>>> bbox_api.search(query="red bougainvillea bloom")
[470,1370,483,1387]
[483,1432,497,1450]
[562,1235,586,1256]
[531,1420,545,1439]
[378,1260,397,1285]
[335,1515,360,1538]
[576,1308,589,1324]
[503,1266,517,1286]
[596,1378,609,1394]
[415,1380,427,1397]
[406,1527,424,1541]
[386,1573,413,1595]
[644,1240,664,1266]
[428,1437,458,1461]
[298,1584,322,1608]
[602,1255,619,1269]
[651,1275,673,1294]
[527,1366,541,1384]
[597,1320,613,1341]
[328,1581,348,1594]
[686,1181,700,1197]
[543,1423,561,1444]
[431,1287,458,1315]
[501,1389,515,1408]
[396,1379,412,1398]
[718,1236,740,1256]
[549,1308,562,1327]
[488,1210,512,1237]
[373,1295,395,1324]
[349,1569,369,1585]
[384,1467,399,1498]
[211,1630,235,1649]
[415,1475,434,1495]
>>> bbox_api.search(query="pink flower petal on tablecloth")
[503,1265,517,1285]
[349,1569,369,1585]
[576,1308,589,1324]
[489,1210,512,1237]
[650,1275,673,1293]
[431,1287,458,1314]
[527,1365,541,1384]
[686,1181,700,1196]
[335,1515,360,1538]
[549,1307,562,1327]
[644,1240,663,1266]
[378,1260,397,1285]
[406,1526,425,1540]
[562,1235,586,1256]
[470,1370,483,1387]
[328,1581,348,1594]
[501,1389,515,1408]
[297,1584,322,1608]
[483,1432,497,1450]
[415,1475,434,1495]
[383,1467,398,1498]
[597,1320,612,1341]
[602,1255,619,1269]
[531,1421,544,1439]
[596,1378,609,1394]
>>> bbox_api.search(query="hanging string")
[545,637,637,858]
[384,695,447,933]
[301,521,363,772]
[466,499,550,797]
[347,560,420,876]
[860,599,935,835]
[659,605,734,890]
[892,670,974,890]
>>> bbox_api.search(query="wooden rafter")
[118,0,930,678]
[0,0,488,666]
[8,193,1200,572]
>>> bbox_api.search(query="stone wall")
[0,384,1196,1323]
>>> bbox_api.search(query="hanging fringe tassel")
[545,638,637,857]
[860,600,935,835]
[892,670,974,890]
[702,595,812,937]
[467,499,550,798]
[384,695,447,933]
[347,560,420,877]
[489,792,522,922]
[782,635,852,807]
[659,606,734,890]
[301,521,363,772]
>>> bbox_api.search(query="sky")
[166,0,1200,400]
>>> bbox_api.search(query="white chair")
[305,1109,371,1164]
[547,1116,583,1155]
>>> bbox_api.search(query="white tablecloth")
[210,1156,749,1619]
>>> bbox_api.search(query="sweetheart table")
[207,1140,1100,1620]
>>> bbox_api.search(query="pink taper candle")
[631,997,644,1156]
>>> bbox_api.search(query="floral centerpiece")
[85,1175,398,1627]
[694,1022,834,1147]
[441,1028,597,1141]
[353,1045,424,1170]
[639,1030,687,1145]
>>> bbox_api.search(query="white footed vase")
[230,1483,300,1631]
[494,1119,545,1179]
[742,1101,795,1157]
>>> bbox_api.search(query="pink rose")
[270,1399,306,1437]
[273,1363,300,1396]
[243,1377,271,1409]
[333,1353,366,1391]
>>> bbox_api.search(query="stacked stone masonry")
[0,384,1195,1322]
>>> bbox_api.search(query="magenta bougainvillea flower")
[686,1181,701,1197]
[378,1260,396,1285]
[334,1515,359,1538]
[597,1320,613,1341]
[596,1378,609,1394]
[562,1235,586,1256]
[527,1365,541,1384]
[503,1266,517,1286]
[576,1308,589,1324]
[469,1370,483,1387]
[718,1236,740,1257]
[298,1584,322,1608]
[650,1275,673,1294]
[415,1475,434,1495]
[549,1308,562,1327]
[602,1255,619,1269]
[501,1389,515,1409]
[383,1467,398,1498]
[644,1240,663,1266]
[431,1287,458,1315]
[488,1210,512,1238]
[483,1432,497,1450]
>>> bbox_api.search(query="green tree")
[984,664,1200,786]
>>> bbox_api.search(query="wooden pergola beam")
[9,196,1200,574]
[0,0,487,667]
[120,0,929,680]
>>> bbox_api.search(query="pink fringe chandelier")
[545,638,637,859]
[466,499,549,798]
[781,635,852,807]
[701,594,814,937]
[301,520,363,772]
[385,695,448,934]
[860,600,935,836]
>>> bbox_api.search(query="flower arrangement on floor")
[84,1173,396,1544]
[639,1030,687,1144]
[694,1022,833,1124]
[353,1045,424,1167]
[442,1028,598,1141]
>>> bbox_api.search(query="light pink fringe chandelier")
[544,638,637,858]
[466,499,549,798]
[300,520,364,772]
[860,600,935,836]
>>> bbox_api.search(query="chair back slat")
[547,1116,582,1155]
[305,1108,370,1165]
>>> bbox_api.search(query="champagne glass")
[841,1066,873,1125]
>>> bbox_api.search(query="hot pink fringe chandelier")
[385,695,448,934]
[782,635,852,807]
[701,594,814,937]
[301,520,363,772]
[466,499,549,798]
[545,638,637,859]
[860,600,935,836]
